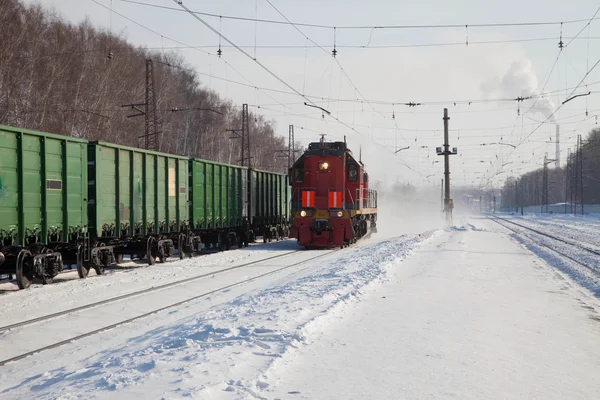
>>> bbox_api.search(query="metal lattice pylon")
[144,59,159,151]
[240,104,251,168]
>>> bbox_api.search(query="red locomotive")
[289,137,377,248]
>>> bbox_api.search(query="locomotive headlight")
[300,210,307,217]
[319,161,329,170]
[337,211,343,217]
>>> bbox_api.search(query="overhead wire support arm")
[562,91,591,105]
[121,103,146,118]
[304,102,331,115]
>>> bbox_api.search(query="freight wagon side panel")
[178,158,188,229]
[250,170,257,224]
[228,167,235,226]
[241,168,248,221]
[89,142,188,238]
[222,165,230,227]
[206,163,214,229]
[156,156,167,231]
[0,130,18,243]
[214,164,224,228]
[0,126,87,246]
[285,174,291,220]
[189,159,205,230]
[144,153,156,233]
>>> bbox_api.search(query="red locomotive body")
[289,138,377,248]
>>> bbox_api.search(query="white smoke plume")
[481,60,556,122]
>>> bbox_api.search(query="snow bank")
[0,232,435,399]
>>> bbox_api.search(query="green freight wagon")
[82,141,200,276]
[248,168,290,242]
[189,159,248,249]
[0,125,88,289]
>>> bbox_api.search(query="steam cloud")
[481,60,556,122]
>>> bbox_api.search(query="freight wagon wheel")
[178,233,187,260]
[94,243,107,276]
[77,245,90,279]
[147,236,157,266]
[16,249,34,289]
[39,248,55,285]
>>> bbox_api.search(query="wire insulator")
[332,27,337,57]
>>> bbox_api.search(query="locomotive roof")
[304,141,352,156]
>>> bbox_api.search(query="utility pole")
[542,153,549,213]
[288,125,295,169]
[515,179,519,213]
[555,124,560,169]
[227,104,252,168]
[437,108,457,223]
[121,59,160,151]
[577,134,584,215]
[565,148,570,214]
[440,179,443,212]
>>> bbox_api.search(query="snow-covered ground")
[0,230,434,399]
[2,212,600,399]
[493,212,600,296]
[264,218,600,399]
[498,212,600,249]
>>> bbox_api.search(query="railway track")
[0,249,302,333]
[0,248,338,367]
[489,216,600,275]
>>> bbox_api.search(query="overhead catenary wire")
[93,0,600,185]
[122,0,600,31]
[89,0,298,116]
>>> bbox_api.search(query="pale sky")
[24,0,600,189]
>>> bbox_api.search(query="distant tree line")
[500,128,600,208]
[0,0,298,173]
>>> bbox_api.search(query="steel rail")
[0,249,302,333]
[0,249,336,367]
[493,216,600,256]
[489,217,600,275]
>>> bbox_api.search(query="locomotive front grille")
[310,219,330,234]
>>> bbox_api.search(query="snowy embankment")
[0,232,434,399]
[262,218,600,400]
[501,212,600,248]
[494,213,600,297]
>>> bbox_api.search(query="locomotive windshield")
[348,164,358,181]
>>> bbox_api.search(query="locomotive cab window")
[363,172,369,183]
[347,164,358,181]
[294,165,304,183]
